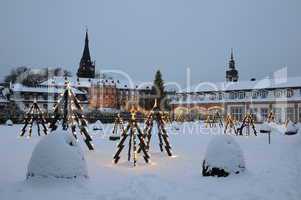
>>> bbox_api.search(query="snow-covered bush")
[202,135,245,177]
[92,120,104,131]
[285,121,298,135]
[26,130,88,179]
[5,119,13,126]
[260,122,272,133]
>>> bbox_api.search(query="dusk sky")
[0,0,300,85]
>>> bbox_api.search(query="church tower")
[77,30,95,78]
[226,49,239,82]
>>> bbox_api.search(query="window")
[274,90,285,98]
[238,92,245,99]
[252,90,259,99]
[218,92,223,100]
[229,92,237,100]
[286,107,295,122]
[260,90,268,99]
[273,108,282,123]
[209,93,217,100]
[287,89,294,98]
[230,106,244,121]
[260,108,269,122]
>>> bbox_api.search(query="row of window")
[229,106,301,123]
[175,88,299,102]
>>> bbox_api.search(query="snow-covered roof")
[179,76,301,93]
[11,83,85,95]
[40,76,152,90]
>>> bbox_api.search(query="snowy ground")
[0,122,300,200]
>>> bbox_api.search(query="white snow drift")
[260,122,272,132]
[285,121,298,135]
[202,135,245,176]
[5,119,13,126]
[92,120,104,131]
[27,130,88,179]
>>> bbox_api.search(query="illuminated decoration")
[224,115,238,135]
[109,113,124,141]
[20,99,48,137]
[267,111,275,123]
[49,81,94,150]
[205,112,223,128]
[237,113,257,136]
[113,108,150,166]
[174,106,189,122]
[138,99,173,156]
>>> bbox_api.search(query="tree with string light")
[113,109,150,166]
[20,99,48,137]
[49,81,94,150]
[138,99,173,156]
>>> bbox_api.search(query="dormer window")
[259,90,268,98]
[238,92,245,99]
[287,89,293,98]
[252,90,259,99]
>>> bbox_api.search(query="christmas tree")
[20,99,48,137]
[138,99,173,156]
[149,70,168,110]
[237,113,257,136]
[224,115,238,135]
[49,81,94,150]
[113,109,150,166]
[109,113,124,141]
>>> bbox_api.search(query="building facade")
[170,77,301,123]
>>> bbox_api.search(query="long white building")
[170,76,301,123]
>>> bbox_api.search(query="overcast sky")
[0,0,300,85]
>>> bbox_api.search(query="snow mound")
[92,120,104,131]
[202,135,245,177]
[5,119,13,126]
[260,122,272,133]
[26,130,88,179]
[285,121,298,135]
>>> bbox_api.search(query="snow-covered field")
[0,122,300,200]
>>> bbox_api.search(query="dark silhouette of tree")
[151,70,167,110]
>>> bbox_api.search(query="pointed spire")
[226,48,239,82]
[82,29,91,61]
[228,48,235,69]
[77,28,95,78]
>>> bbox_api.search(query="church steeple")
[229,48,235,69]
[77,29,95,78]
[226,49,239,82]
[82,30,91,61]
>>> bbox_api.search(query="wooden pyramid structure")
[109,113,124,141]
[113,109,150,166]
[237,113,257,136]
[49,82,94,150]
[224,114,238,135]
[138,100,173,156]
[20,99,48,137]
[205,112,223,128]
